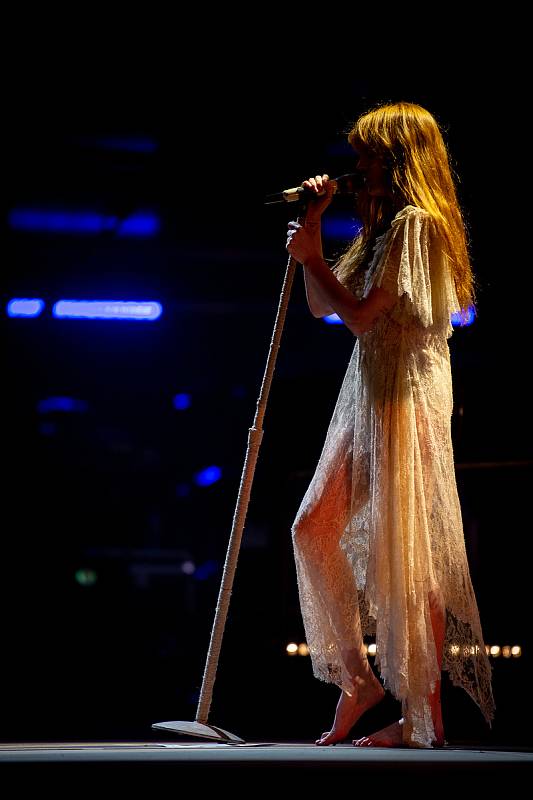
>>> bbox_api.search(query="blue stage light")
[37,397,89,414]
[194,465,222,486]
[323,313,343,325]
[8,208,160,237]
[117,212,160,236]
[52,300,162,320]
[451,306,476,327]
[7,298,45,317]
[173,393,192,410]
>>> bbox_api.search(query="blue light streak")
[52,300,162,320]
[9,208,160,237]
[37,397,89,414]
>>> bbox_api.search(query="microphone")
[264,172,364,205]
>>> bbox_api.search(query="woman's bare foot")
[352,718,404,747]
[315,677,385,746]
[353,717,446,748]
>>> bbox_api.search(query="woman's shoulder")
[391,205,431,226]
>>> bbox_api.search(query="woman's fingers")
[302,173,330,193]
[315,173,330,192]
[286,172,332,246]
[286,220,300,245]
[286,219,317,262]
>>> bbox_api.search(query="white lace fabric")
[291,206,496,748]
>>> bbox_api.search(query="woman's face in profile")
[353,142,392,199]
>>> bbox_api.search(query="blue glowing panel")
[53,300,162,320]
[322,216,362,240]
[323,313,343,324]
[194,466,222,486]
[173,393,192,410]
[451,306,476,327]
[8,208,160,237]
[37,397,89,414]
[7,298,45,317]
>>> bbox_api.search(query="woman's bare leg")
[292,446,385,746]
[353,585,446,748]
[315,657,385,745]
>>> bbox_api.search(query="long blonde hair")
[333,102,476,318]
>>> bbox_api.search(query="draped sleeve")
[365,205,462,336]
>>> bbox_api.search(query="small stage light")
[173,393,192,410]
[194,466,222,487]
[75,568,98,586]
[7,298,45,317]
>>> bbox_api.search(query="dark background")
[2,32,531,747]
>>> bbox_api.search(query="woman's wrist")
[304,254,326,271]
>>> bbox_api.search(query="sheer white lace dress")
[291,205,496,748]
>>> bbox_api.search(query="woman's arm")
[286,175,396,329]
[303,267,335,318]
[303,253,397,335]
[301,220,335,317]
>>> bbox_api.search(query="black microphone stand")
[152,198,309,743]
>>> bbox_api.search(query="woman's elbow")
[345,312,378,336]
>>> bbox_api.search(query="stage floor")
[1,740,532,785]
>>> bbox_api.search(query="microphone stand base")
[151,720,245,743]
